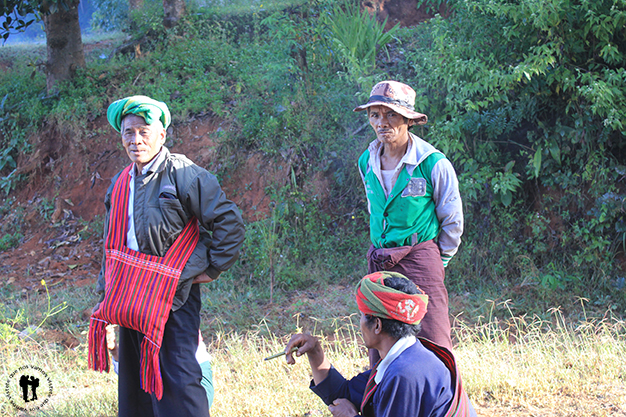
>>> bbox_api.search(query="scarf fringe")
[140,336,163,400]
[88,317,110,373]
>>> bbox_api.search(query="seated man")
[285,271,477,417]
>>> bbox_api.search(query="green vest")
[359,150,445,249]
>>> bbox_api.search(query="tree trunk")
[43,2,86,92]
[163,0,186,28]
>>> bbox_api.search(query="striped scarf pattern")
[360,360,380,416]
[421,338,473,417]
[356,271,428,325]
[88,164,199,399]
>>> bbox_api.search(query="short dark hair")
[363,275,422,339]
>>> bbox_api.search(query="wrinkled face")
[360,312,376,350]
[121,114,166,171]
[367,105,413,148]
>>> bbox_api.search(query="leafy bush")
[0,232,23,251]
[91,0,129,30]
[393,0,626,309]
[321,0,400,82]
[0,61,46,192]
[1,0,625,313]
[230,181,368,300]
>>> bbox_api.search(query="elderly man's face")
[360,312,380,350]
[121,114,166,171]
[368,105,413,148]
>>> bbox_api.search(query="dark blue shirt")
[310,341,454,417]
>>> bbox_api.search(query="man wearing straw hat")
[354,80,463,355]
[88,95,245,416]
[284,271,476,417]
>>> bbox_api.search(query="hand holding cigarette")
[280,333,331,384]
[264,346,299,361]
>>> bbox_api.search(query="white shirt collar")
[125,149,162,251]
[374,335,416,384]
[128,149,162,178]
[368,136,417,197]
[367,132,441,177]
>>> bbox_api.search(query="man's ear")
[159,127,167,145]
[374,317,382,335]
[408,118,417,127]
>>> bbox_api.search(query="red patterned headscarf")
[356,271,428,325]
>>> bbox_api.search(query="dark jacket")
[96,147,245,311]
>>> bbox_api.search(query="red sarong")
[88,164,199,400]
[367,240,452,349]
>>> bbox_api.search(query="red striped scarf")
[360,339,472,417]
[420,339,473,417]
[356,271,428,325]
[360,359,380,414]
[88,164,199,400]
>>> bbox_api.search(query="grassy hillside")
[0,0,625,415]
[2,0,624,315]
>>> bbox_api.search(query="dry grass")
[0,340,117,416]
[208,319,365,417]
[455,308,626,417]
[1,311,625,416]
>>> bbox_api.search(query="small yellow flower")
[41,279,46,286]
[351,216,355,219]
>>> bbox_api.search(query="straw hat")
[353,80,428,125]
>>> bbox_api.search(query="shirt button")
[383,212,388,217]
[381,234,386,239]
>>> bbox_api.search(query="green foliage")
[197,0,306,15]
[127,0,167,39]
[0,65,44,192]
[90,0,128,30]
[322,0,400,81]
[0,231,23,251]
[231,181,368,300]
[392,0,626,305]
[401,0,626,166]
[37,197,55,221]
[416,0,459,15]
[0,202,25,250]
[0,0,79,40]
[1,0,625,314]
[491,161,522,207]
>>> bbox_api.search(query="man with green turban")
[283,271,477,417]
[90,95,245,417]
[106,95,172,133]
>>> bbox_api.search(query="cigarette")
[264,346,298,361]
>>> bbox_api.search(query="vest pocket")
[401,178,427,197]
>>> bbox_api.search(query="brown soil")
[0,113,297,294]
[362,0,450,30]
[0,1,434,298]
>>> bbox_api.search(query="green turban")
[107,95,171,132]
